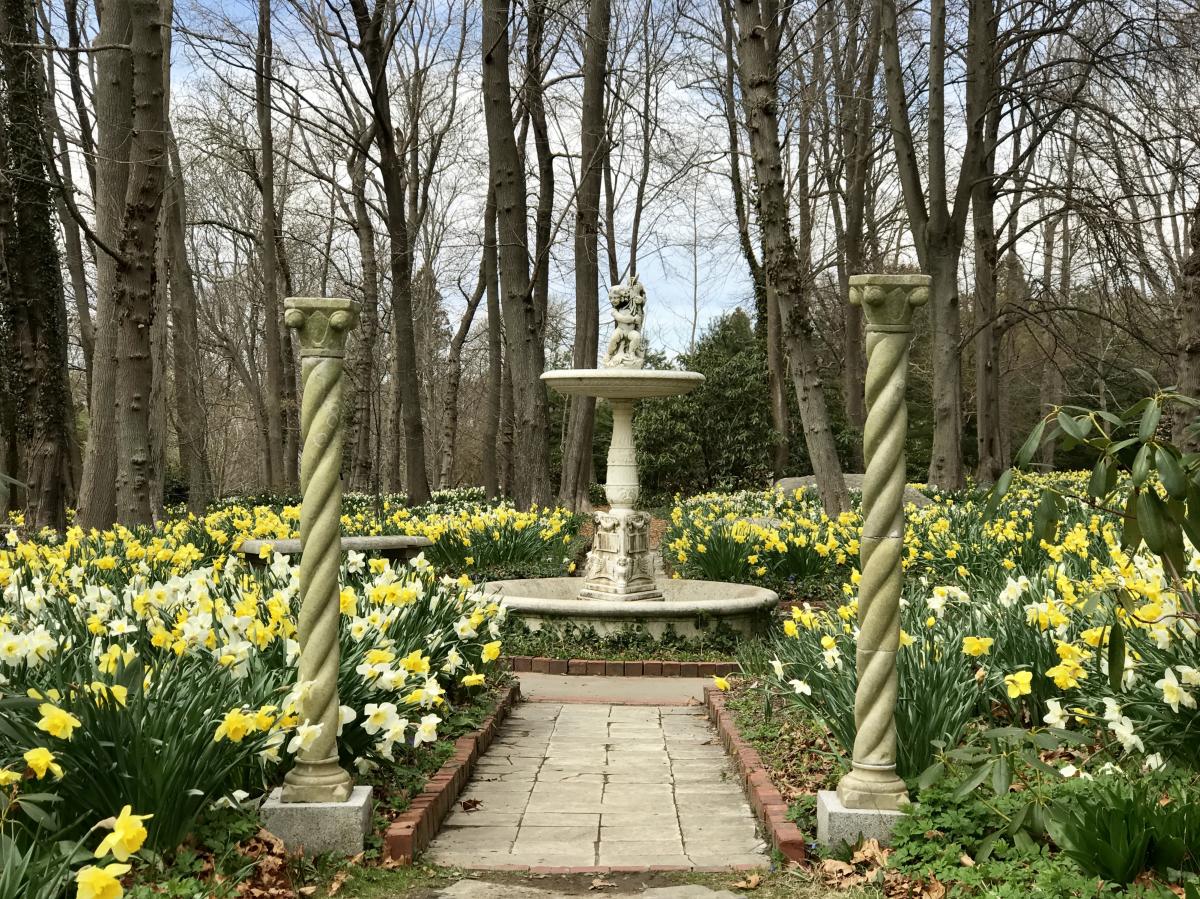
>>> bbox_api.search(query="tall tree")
[733,0,849,515]
[254,0,290,490]
[481,0,552,507]
[559,0,609,510]
[110,0,169,523]
[879,0,980,490]
[76,0,132,528]
[0,0,77,529]
[165,134,213,513]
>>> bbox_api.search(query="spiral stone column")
[831,274,927,815]
[281,297,357,804]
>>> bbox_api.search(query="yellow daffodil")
[95,806,152,861]
[962,636,994,657]
[76,863,131,899]
[1004,671,1032,698]
[36,703,81,740]
[23,746,63,780]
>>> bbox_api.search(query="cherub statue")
[603,275,647,368]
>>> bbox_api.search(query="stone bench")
[776,473,932,508]
[237,534,433,566]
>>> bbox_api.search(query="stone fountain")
[487,278,778,637]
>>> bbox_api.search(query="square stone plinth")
[260,785,373,856]
[817,790,905,847]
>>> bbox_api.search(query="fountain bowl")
[485,577,778,638]
[542,368,704,399]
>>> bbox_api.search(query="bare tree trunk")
[481,193,502,498]
[831,0,881,468]
[499,350,515,497]
[35,8,94,399]
[880,0,982,490]
[255,0,286,490]
[166,133,212,512]
[349,0,432,504]
[438,263,485,488]
[348,147,380,491]
[110,0,168,525]
[148,213,168,521]
[1176,201,1200,452]
[559,0,609,509]
[77,1,132,529]
[0,0,77,529]
[482,0,552,507]
[972,176,1003,482]
[734,0,849,515]
[718,0,784,476]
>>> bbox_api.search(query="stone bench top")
[238,535,433,559]
[775,473,932,508]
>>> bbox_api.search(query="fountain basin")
[486,577,778,638]
[542,368,704,399]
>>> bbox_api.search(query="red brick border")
[704,686,807,864]
[504,656,738,677]
[383,682,521,863]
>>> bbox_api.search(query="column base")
[261,785,373,856]
[817,790,905,847]
[836,764,910,810]
[281,754,355,804]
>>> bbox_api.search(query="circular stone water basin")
[485,577,778,638]
[541,368,704,399]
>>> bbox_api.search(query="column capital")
[848,274,930,333]
[284,297,359,358]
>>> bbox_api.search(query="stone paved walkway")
[425,700,768,870]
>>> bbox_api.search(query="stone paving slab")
[425,701,768,871]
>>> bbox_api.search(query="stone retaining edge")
[383,681,521,863]
[703,686,807,864]
[504,656,739,677]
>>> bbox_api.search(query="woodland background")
[0,0,1197,529]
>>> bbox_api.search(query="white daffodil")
[1108,715,1144,753]
[1155,668,1196,713]
[1043,699,1068,728]
[413,713,440,746]
[286,721,323,754]
[362,702,400,736]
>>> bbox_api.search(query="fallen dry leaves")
[733,872,764,889]
[816,839,949,898]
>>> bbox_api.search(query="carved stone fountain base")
[578,509,663,602]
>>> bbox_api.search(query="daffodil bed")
[684,471,1200,894]
[199,495,583,581]
[0,514,517,899]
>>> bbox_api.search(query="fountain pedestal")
[580,398,661,601]
[544,371,702,603]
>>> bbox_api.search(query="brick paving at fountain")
[424,699,769,871]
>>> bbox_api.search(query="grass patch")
[331,865,872,898]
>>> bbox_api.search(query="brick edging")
[383,682,521,863]
[704,686,807,863]
[505,656,739,677]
